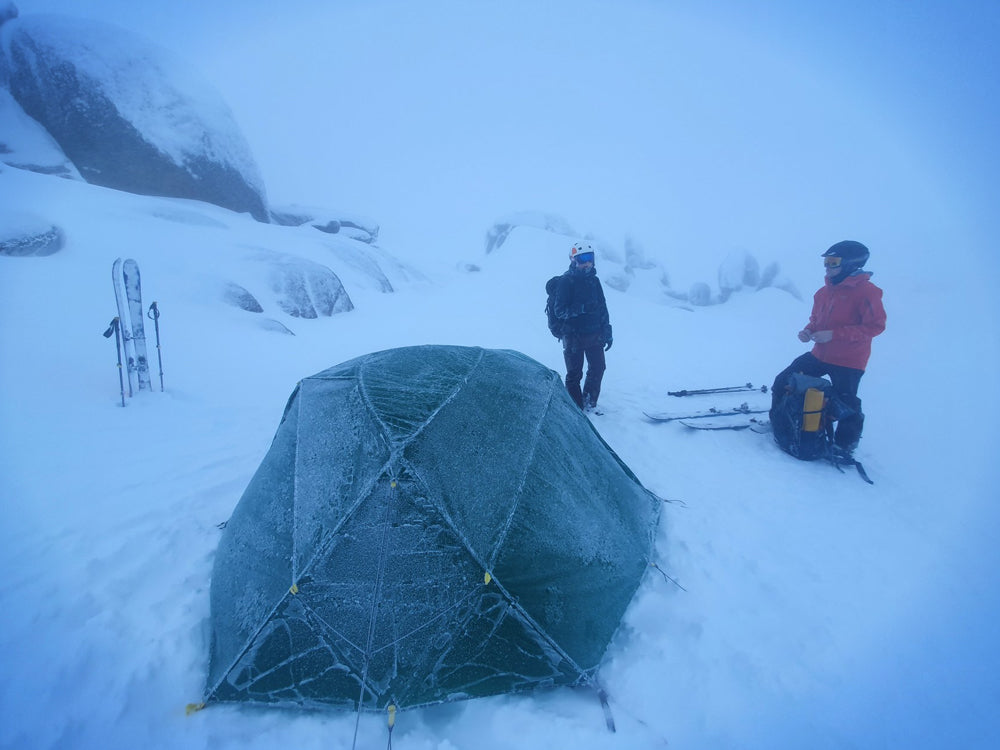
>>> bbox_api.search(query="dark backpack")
[771,373,853,461]
[544,276,565,339]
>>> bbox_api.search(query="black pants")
[563,340,606,409]
[771,352,865,449]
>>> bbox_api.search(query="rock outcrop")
[1,8,269,220]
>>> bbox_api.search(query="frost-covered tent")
[207,345,660,711]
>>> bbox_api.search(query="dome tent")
[206,345,660,712]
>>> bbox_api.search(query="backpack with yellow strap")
[771,372,873,483]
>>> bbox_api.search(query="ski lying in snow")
[680,416,770,431]
[644,403,769,423]
[667,382,768,397]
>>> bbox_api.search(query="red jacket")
[806,272,886,370]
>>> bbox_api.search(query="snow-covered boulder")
[221,282,264,313]
[688,281,712,306]
[717,251,802,302]
[270,204,380,245]
[0,210,64,256]
[0,9,269,220]
[485,211,578,254]
[479,212,800,309]
[0,88,80,179]
[223,251,354,320]
[718,250,761,300]
[268,255,354,318]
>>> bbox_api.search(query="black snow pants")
[563,332,606,409]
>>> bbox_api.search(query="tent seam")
[402,365,594,688]
[396,347,485,450]
[489,370,560,565]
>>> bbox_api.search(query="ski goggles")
[574,252,595,264]
[823,256,842,268]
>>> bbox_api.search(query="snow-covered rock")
[0,8,269,220]
[688,281,712,306]
[270,204,380,244]
[485,211,578,254]
[0,209,64,256]
[718,249,761,299]
[0,85,81,179]
[221,282,264,313]
[231,250,355,320]
[482,212,798,308]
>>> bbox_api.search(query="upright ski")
[122,259,152,391]
[112,258,137,396]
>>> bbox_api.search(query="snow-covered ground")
[2,2,999,749]
[2,162,998,749]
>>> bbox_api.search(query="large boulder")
[0,10,269,220]
[207,346,660,711]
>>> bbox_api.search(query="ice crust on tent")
[208,345,660,711]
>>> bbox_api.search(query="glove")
[797,329,812,343]
[810,330,833,343]
[604,338,613,351]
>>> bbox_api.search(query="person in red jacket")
[771,240,887,454]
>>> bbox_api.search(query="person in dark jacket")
[551,242,613,410]
[771,240,887,454]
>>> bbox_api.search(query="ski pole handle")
[103,317,119,338]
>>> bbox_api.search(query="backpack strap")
[827,451,874,484]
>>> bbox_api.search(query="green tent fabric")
[206,345,660,711]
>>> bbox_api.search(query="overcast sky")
[12,0,1000,283]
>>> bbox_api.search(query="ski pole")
[668,383,768,396]
[147,301,164,391]
[102,317,127,407]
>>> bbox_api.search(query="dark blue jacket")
[552,266,612,344]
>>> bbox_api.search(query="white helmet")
[569,242,595,263]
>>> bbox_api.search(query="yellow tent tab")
[387,704,397,728]
[484,571,492,585]
[289,583,299,595]
[185,702,205,716]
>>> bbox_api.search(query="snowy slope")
[1,160,998,750]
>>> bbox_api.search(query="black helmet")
[822,240,870,268]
